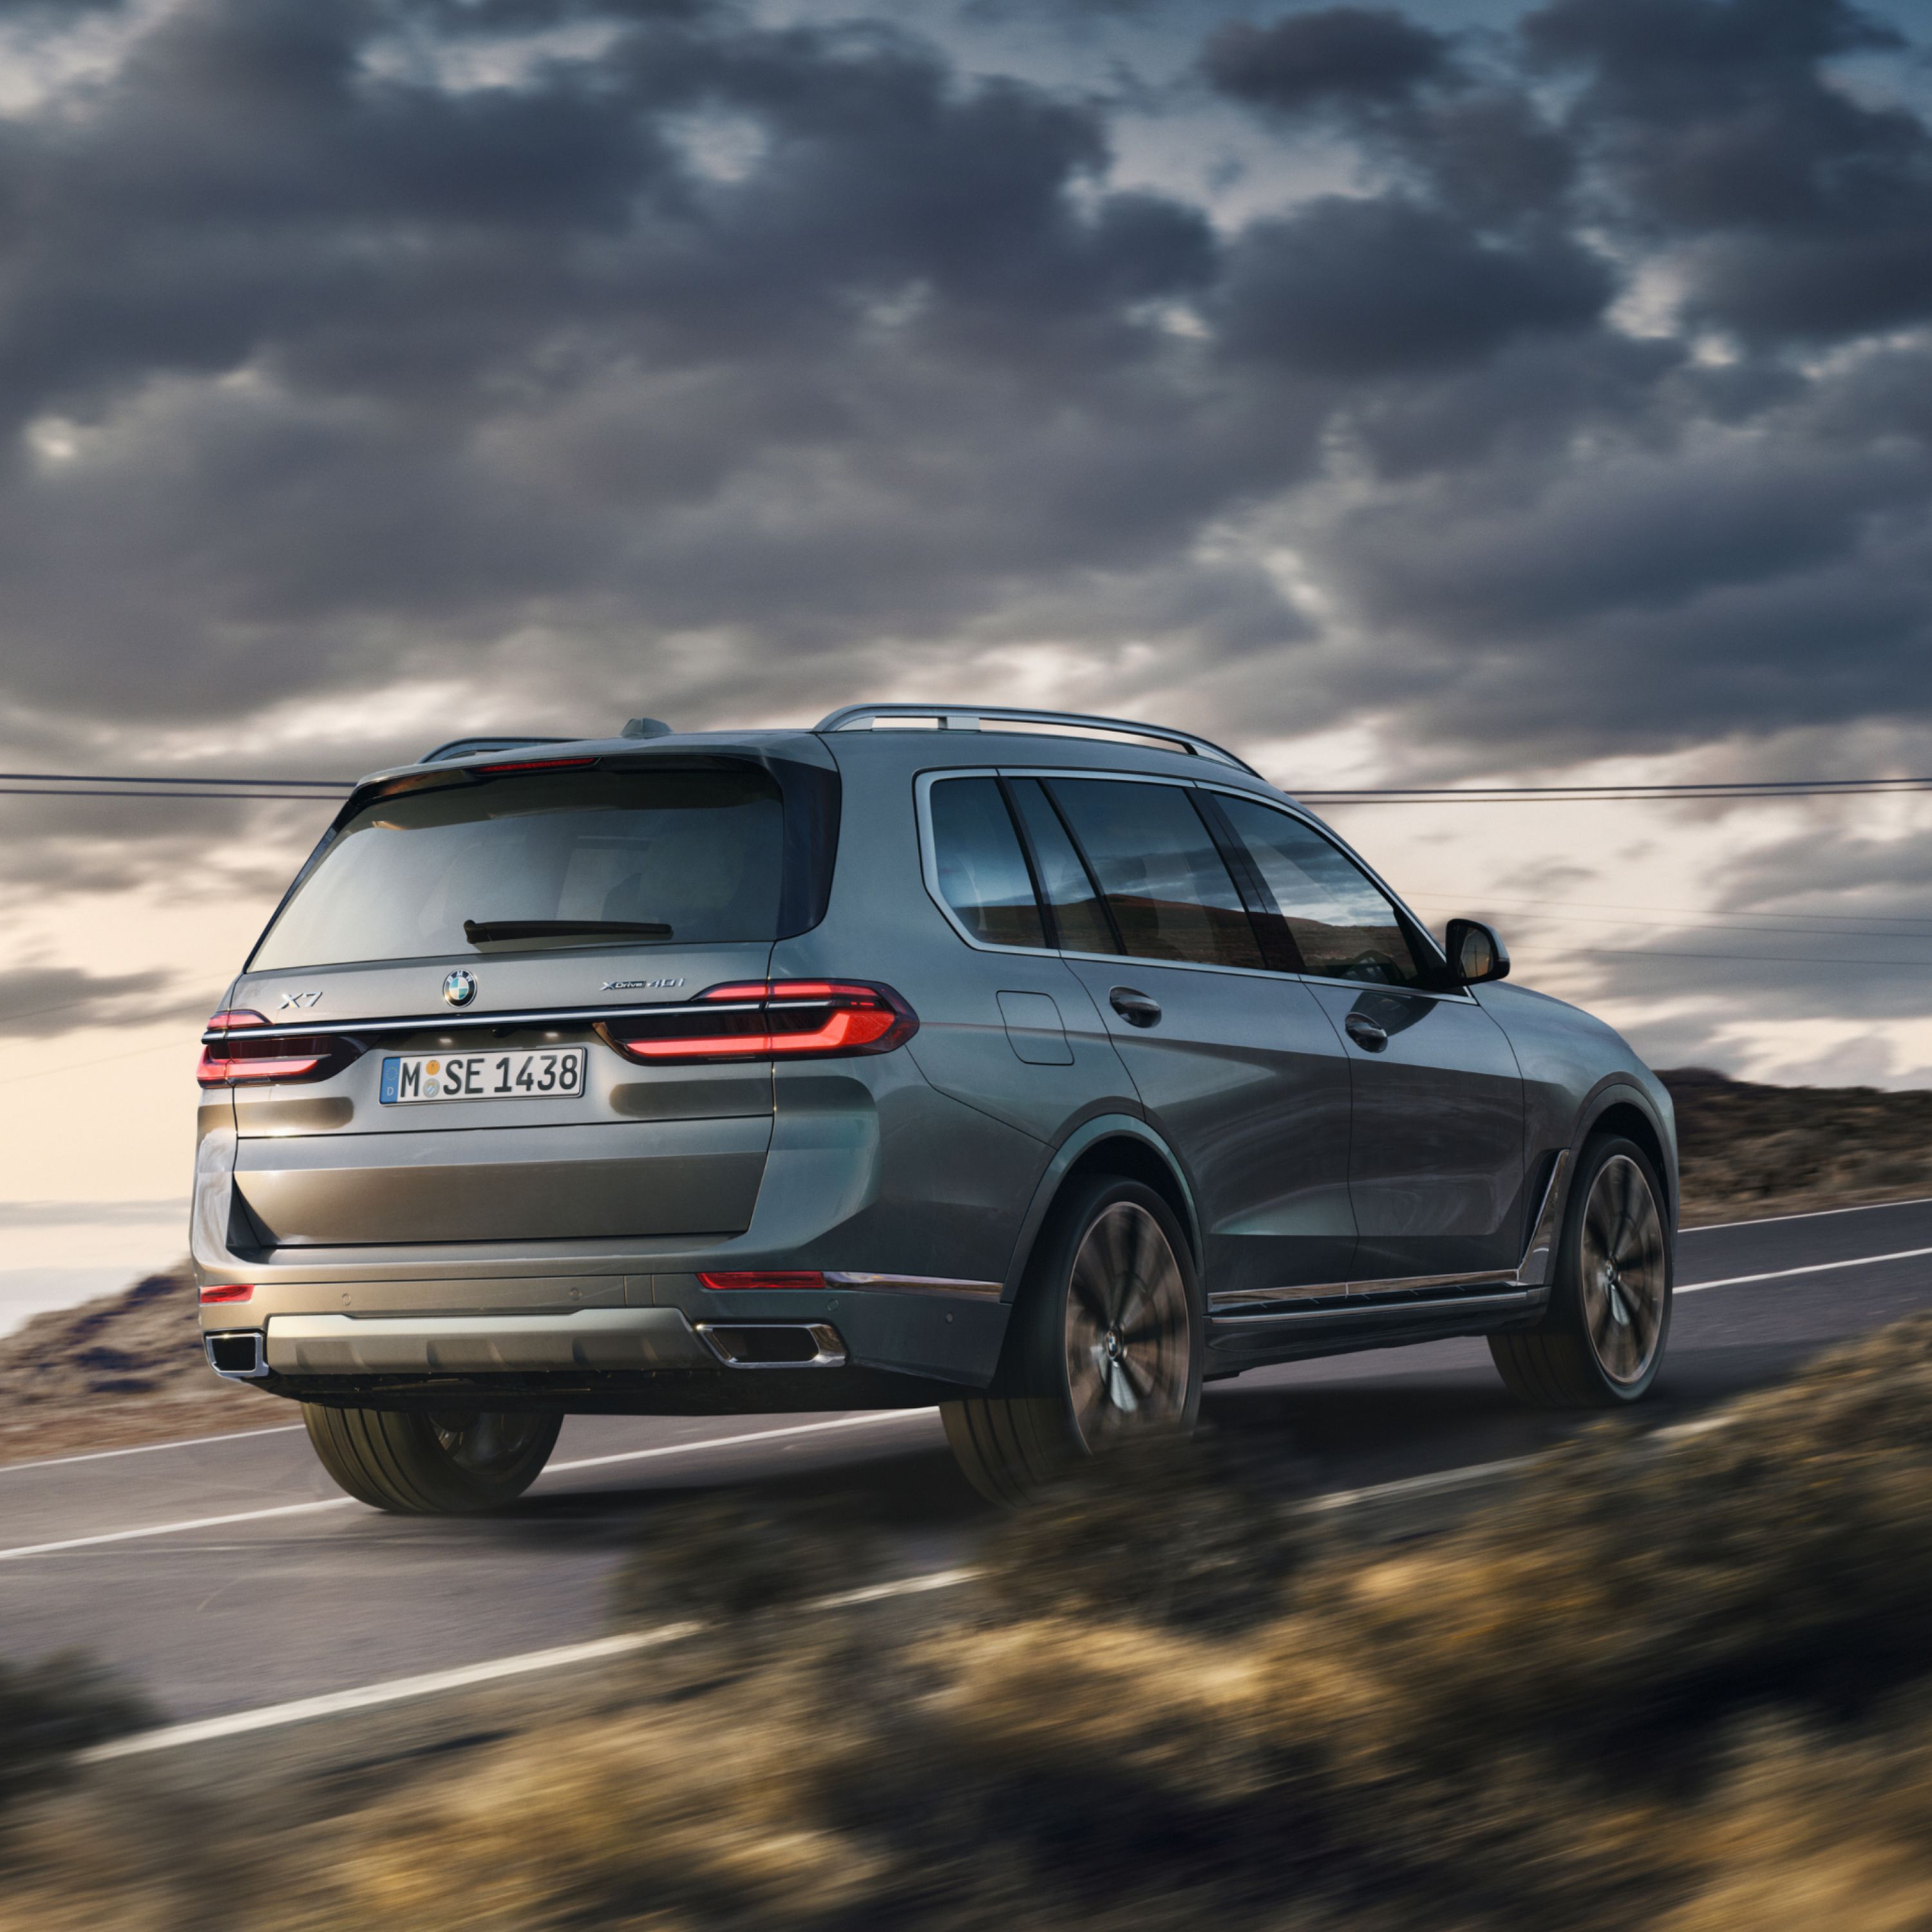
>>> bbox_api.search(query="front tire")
[1490,1134,1673,1408]
[943,1175,1203,1504]
[303,1404,562,1513]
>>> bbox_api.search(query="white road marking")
[0,1498,355,1561]
[79,1566,981,1763]
[544,1408,936,1475]
[1683,1195,1932,1233]
[1680,1244,1932,1293]
[0,1425,303,1476]
[77,1626,701,1763]
[0,1409,938,1563]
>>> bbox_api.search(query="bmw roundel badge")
[442,969,477,1008]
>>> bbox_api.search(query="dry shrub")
[0,1653,149,1814]
[19,1318,1932,1929]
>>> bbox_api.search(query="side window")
[1048,779,1264,970]
[1006,779,1119,956]
[1214,795,1423,987]
[928,777,1046,948]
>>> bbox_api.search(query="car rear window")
[252,768,786,970]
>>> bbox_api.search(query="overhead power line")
[1303,777,1932,803]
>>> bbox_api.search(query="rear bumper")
[258,1307,717,1376]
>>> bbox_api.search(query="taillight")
[698,1271,826,1291]
[598,981,918,1065]
[197,1010,363,1087]
[198,1283,254,1304]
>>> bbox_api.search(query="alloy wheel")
[1062,1201,1193,1448]
[1578,1153,1667,1386]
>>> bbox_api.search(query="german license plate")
[379,1047,587,1104]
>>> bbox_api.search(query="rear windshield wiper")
[463,918,672,944]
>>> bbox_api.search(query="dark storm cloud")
[1203,7,1452,111]
[0,0,1927,793]
[1218,196,1610,375]
[1525,0,1932,341]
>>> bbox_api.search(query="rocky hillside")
[0,1265,274,1465]
[1662,1068,1932,1226]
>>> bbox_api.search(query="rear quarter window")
[252,768,785,970]
[927,777,1046,948]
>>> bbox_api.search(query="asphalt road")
[6,1195,1932,1729]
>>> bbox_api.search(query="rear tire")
[303,1404,562,1513]
[1490,1134,1673,1408]
[943,1175,1202,1504]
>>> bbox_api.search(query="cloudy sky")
[4,0,1932,1309]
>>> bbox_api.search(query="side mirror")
[1445,918,1510,987]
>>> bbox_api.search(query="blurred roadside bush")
[15,1318,1932,1929]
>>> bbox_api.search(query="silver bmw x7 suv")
[194,703,1677,1509]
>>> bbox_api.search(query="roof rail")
[419,735,578,764]
[813,705,1258,775]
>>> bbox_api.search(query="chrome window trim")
[913,767,1475,1001]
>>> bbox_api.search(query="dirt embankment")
[0,1265,276,1466]
[1662,1068,1932,1226]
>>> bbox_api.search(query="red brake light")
[698,1271,826,1291]
[473,757,598,775]
[600,981,917,1065]
[198,1283,254,1304]
[198,1010,362,1087]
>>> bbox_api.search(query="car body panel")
[190,715,1677,1415]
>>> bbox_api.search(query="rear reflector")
[198,1283,254,1304]
[699,1271,826,1292]
[600,981,916,1065]
[197,1010,363,1087]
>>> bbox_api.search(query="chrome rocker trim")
[1208,1151,1571,1324]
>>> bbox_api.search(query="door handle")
[1345,1014,1388,1052]
[1109,986,1162,1028]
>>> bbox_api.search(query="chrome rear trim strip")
[823,1273,1002,1298]
[205,1003,710,1044]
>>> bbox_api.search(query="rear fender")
[1003,1114,1200,1301]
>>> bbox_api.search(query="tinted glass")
[254,769,784,969]
[929,778,1046,948]
[1048,779,1264,969]
[1215,796,1422,986]
[1007,778,1117,954]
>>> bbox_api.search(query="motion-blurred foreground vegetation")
[16,1319,1932,1929]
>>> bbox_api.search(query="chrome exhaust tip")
[694,1321,847,1369]
[204,1331,270,1379]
